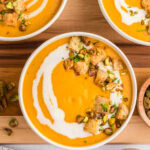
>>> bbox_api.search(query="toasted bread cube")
[113,59,124,71]
[3,13,18,26]
[116,103,129,120]
[95,70,108,85]
[69,36,82,53]
[0,4,6,11]
[94,96,112,114]
[84,119,101,134]
[90,49,106,65]
[64,58,74,70]
[142,0,150,13]
[74,61,89,74]
[13,0,26,13]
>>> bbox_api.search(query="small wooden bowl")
[138,78,150,127]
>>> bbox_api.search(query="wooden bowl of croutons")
[138,78,150,127]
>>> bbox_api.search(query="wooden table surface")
[0,0,150,144]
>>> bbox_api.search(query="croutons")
[84,119,101,134]
[0,4,6,11]
[69,36,83,53]
[3,13,18,26]
[81,36,91,46]
[90,49,106,65]
[95,70,108,85]
[106,82,117,91]
[74,61,89,75]
[13,0,26,13]
[113,59,124,71]
[94,96,112,115]
[116,103,129,120]
[142,0,150,13]
[64,58,74,70]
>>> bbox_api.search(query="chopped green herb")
[101,104,108,112]
[99,126,105,131]
[107,70,113,75]
[82,46,86,50]
[74,57,80,63]
[78,43,82,49]
[117,80,120,84]
[123,115,126,120]
[112,104,117,109]
[62,57,64,60]
[70,55,74,60]
[1,10,8,15]
[136,29,147,32]
[93,41,98,45]
[78,54,84,59]
[21,19,25,24]
[6,2,13,9]
[111,114,116,118]
[18,12,22,19]
[83,140,87,143]
[113,78,118,82]
[104,104,109,110]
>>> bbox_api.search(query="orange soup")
[102,0,150,42]
[0,0,63,37]
[22,36,133,147]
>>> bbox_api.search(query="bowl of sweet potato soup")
[19,32,137,149]
[98,0,150,46]
[0,0,67,41]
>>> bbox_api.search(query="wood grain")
[0,67,149,116]
[0,116,149,144]
[0,0,147,45]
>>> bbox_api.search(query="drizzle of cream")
[25,0,48,19]
[115,0,146,25]
[32,44,91,139]
[32,44,123,138]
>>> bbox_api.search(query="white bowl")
[98,0,150,46]
[19,32,137,150]
[0,0,67,42]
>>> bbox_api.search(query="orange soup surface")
[22,37,133,147]
[102,0,150,42]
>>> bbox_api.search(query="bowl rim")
[19,32,137,150]
[138,77,150,127]
[0,0,67,42]
[98,0,150,46]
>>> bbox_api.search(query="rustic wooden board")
[0,116,149,144]
[0,68,149,143]
[0,0,150,145]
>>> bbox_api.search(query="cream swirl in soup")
[0,0,63,37]
[32,42,123,139]
[25,0,48,18]
[115,0,146,25]
[22,36,133,146]
[102,0,150,42]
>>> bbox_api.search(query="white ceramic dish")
[0,0,67,42]
[19,32,137,150]
[98,0,150,46]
